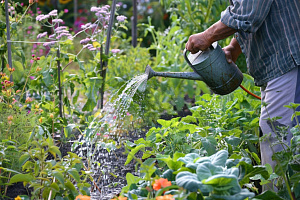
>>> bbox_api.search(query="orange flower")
[153,178,172,191]
[111,197,127,200]
[156,194,174,200]
[75,195,90,200]
[14,196,22,200]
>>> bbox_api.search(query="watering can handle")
[183,48,192,66]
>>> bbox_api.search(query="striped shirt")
[221,0,300,86]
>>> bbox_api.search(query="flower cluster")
[80,37,91,45]
[116,15,127,22]
[1,80,14,90]
[36,9,73,45]
[0,72,14,91]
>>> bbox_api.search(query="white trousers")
[259,65,299,168]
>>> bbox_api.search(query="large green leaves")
[176,171,211,193]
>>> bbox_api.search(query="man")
[185,0,300,189]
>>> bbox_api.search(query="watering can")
[145,42,243,95]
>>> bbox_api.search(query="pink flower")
[37,32,47,39]
[64,9,68,13]
[103,135,109,138]
[52,19,63,23]
[126,112,130,116]
[30,59,34,64]
[96,133,101,136]
[113,116,116,119]
[29,76,35,80]
[111,49,120,54]
[48,10,58,16]
[116,15,127,22]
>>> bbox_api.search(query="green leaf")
[252,190,285,200]
[19,153,30,167]
[9,174,34,184]
[202,174,237,187]
[175,171,201,192]
[50,182,60,191]
[53,170,65,187]
[67,168,80,182]
[126,173,141,186]
[65,180,78,196]
[177,153,200,165]
[49,146,62,159]
[196,162,223,181]
[176,171,212,193]
[201,136,217,155]
[225,136,241,146]
[210,150,228,166]
[11,61,24,82]
[64,124,76,138]
[42,69,53,87]
[157,119,172,127]
[125,144,145,165]
[161,169,174,181]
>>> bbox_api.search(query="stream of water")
[95,73,148,136]
[73,73,149,199]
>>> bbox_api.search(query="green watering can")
[145,42,243,95]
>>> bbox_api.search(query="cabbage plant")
[176,150,256,200]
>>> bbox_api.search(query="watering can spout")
[145,65,203,81]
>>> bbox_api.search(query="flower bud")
[7,115,13,121]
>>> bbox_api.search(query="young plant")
[9,131,92,199]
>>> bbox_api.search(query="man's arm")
[185,20,237,54]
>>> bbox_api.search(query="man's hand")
[185,20,237,54]
[185,31,212,54]
[222,38,242,64]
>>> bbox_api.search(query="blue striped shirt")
[221,0,300,86]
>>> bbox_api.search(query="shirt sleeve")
[221,0,274,33]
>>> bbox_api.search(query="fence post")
[99,0,117,109]
[4,0,13,81]
[132,0,137,47]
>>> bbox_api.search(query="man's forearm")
[204,20,237,44]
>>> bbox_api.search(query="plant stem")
[4,172,11,196]
[21,61,35,97]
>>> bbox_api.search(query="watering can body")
[184,42,243,95]
[146,42,243,95]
